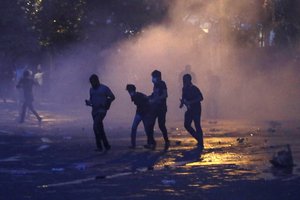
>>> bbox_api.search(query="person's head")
[126,84,136,96]
[183,74,192,87]
[185,64,191,71]
[151,70,161,83]
[89,74,100,89]
[23,70,31,78]
[37,64,42,72]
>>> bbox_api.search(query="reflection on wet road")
[152,120,300,183]
[1,118,300,199]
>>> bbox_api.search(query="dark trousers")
[93,112,110,150]
[20,101,40,122]
[149,107,169,143]
[131,113,155,146]
[184,108,203,147]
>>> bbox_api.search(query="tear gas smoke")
[48,0,300,125]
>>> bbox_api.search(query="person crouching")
[126,84,155,149]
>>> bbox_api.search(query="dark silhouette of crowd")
[85,69,204,152]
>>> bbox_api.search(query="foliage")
[19,0,87,49]
[0,0,299,67]
[0,0,38,59]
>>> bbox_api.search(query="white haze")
[48,0,300,126]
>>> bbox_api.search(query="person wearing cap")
[180,73,204,150]
[126,84,155,149]
[85,74,115,152]
[16,70,42,123]
[148,70,170,150]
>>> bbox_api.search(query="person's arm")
[34,73,43,86]
[107,88,115,102]
[105,87,115,110]
[181,99,192,109]
[150,89,167,103]
[150,82,168,103]
[156,89,168,100]
[85,89,92,107]
[85,99,92,106]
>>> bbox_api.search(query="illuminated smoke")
[98,0,300,121]
[47,0,300,124]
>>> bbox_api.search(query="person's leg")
[28,102,41,121]
[93,114,103,150]
[157,109,169,144]
[184,110,198,141]
[143,113,155,145]
[131,114,142,147]
[19,102,27,123]
[193,111,203,148]
[17,89,23,106]
[98,112,111,150]
[143,111,156,149]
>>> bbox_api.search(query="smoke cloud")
[49,0,300,125]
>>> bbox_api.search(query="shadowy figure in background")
[180,74,204,150]
[14,65,28,105]
[147,70,170,150]
[16,70,42,123]
[126,84,155,149]
[179,64,197,84]
[206,70,221,119]
[34,64,44,103]
[34,64,43,86]
[85,74,115,152]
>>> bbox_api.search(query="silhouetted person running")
[17,70,42,123]
[147,70,170,150]
[126,84,155,149]
[85,74,115,152]
[180,74,204,150]
[14,65,28,105]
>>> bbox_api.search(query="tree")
[0,0,38,66]
[263,0,300,48]
[19,0,87,51]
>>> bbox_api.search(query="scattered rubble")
[37,145,50,151]
[270,145,294,168]
[41,137,53,143]
[161,179,176,185]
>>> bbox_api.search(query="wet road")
[0,103,300,199]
